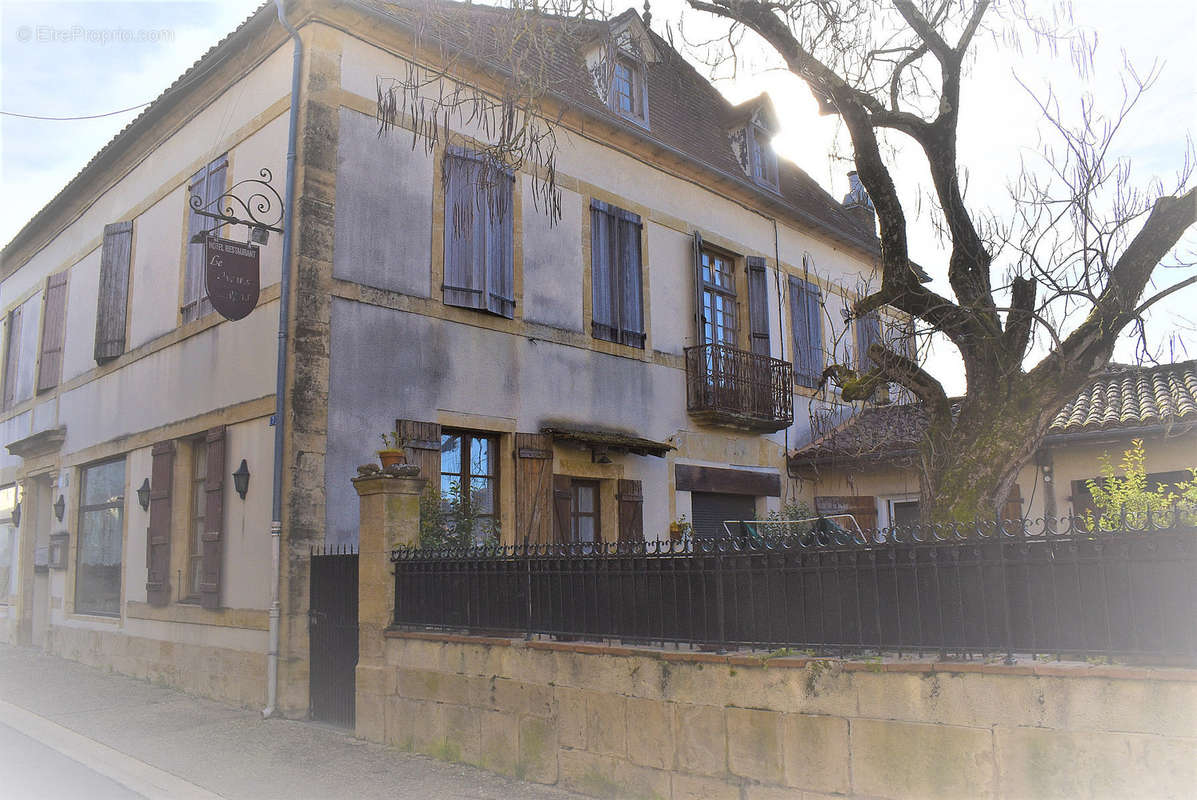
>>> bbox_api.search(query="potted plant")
[377,431,409,469]
[669,515,692,541]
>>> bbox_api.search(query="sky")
[1,0,1194,394]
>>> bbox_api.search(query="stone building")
[789,360,1197,527]
[0,0,903,714]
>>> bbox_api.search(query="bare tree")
[682,0,1196,521]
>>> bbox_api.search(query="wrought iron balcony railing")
[685,343,794,432]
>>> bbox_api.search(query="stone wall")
[46,625,266,708]
[360,632,1197,800]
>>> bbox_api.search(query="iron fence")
[392,513,1197,662]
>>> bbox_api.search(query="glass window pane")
[82,460,125,507]
[470,437,491,477]
[576,485,595,513]
[441,434,462,477]
[441,475,460,500]
[470,477,494,514]
[576,517,595,543]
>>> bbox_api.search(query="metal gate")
[308,545,358,727]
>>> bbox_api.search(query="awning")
[541,427,675,458]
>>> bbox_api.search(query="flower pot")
[377,449,407,468]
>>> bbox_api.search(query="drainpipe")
[264,0,302,720]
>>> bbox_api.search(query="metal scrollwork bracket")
[189,167,285,243]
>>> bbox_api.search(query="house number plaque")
[204,235,261,321]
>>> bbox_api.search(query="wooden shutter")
[693,232,705,343]
[397,419,441,486]
[37,272,68,393]
[146,441,175,607]
[616,479,643,543]
[590,200,616,342]
[552,475,572,544]
[789,276,822,387]
[515,433,554,544]
[443,153,484,310]
[616,209,644,348]
[94,221,132,363]
[857,311,880,369]
[2,306,22,410]
[485,170,516,319]
[199,425,226,610]
[746,256,770,356]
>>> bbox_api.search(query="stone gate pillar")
[353,468,424,741]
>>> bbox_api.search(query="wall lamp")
[232,459,250,500]
[136,478,151,512]
[591,446,612,465]
[54,494,65,522]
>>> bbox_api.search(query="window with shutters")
[748,124,779,190]
[700,246,737,347]
[440,429,499,544]
[183,154,228,323]
[589,199,644,348]
[95,221,132,363]
[568,480,600,543]
[37,272,68,393]
[75,457,125,617]
[789,276,823,388]
[3,291,42,410]
[442,149,515,319]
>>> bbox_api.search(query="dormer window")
[611,56,643,119]
[748,125,778,189]
[585,14,657,129]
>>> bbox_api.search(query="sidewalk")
[0,644,579,800]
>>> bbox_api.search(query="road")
[0,721,142,800]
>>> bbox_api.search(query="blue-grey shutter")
[789,276,822,388]
[857,311,880,370]
[590,200,616,341]
[693,232,705,344]
[443,152,484,309]
[805,281,823,383]
[616,207,644,348]
[485,169,516,319]
[95,221,133,363]
[746,256,770,356]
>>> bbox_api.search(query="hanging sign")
[204,235,260,321]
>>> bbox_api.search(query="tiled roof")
[791,360,1197,466]
[357,0,880,250]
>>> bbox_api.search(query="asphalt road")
[0,721,143,800]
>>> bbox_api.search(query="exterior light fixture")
[54,494,65,522]
[11,500,20,528]
[592,446,612,465]
[232,459,250,500]
[250,226,269,245]
[189,231,207,244]
[137,478,151,512]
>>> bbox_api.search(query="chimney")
[842,170,876,233]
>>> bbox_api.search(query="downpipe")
[264,0,302,720]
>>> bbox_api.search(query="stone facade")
[365,633,1197,800]
[46,624,266,708]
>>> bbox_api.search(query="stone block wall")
[361,632,1197,800]
[46,625,266,708]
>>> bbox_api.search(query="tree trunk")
[917,376,1056,523]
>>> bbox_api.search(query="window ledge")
[125,600,268,630]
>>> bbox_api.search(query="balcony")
[685,343,794,433]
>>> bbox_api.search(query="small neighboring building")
[788,360,1197,527]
